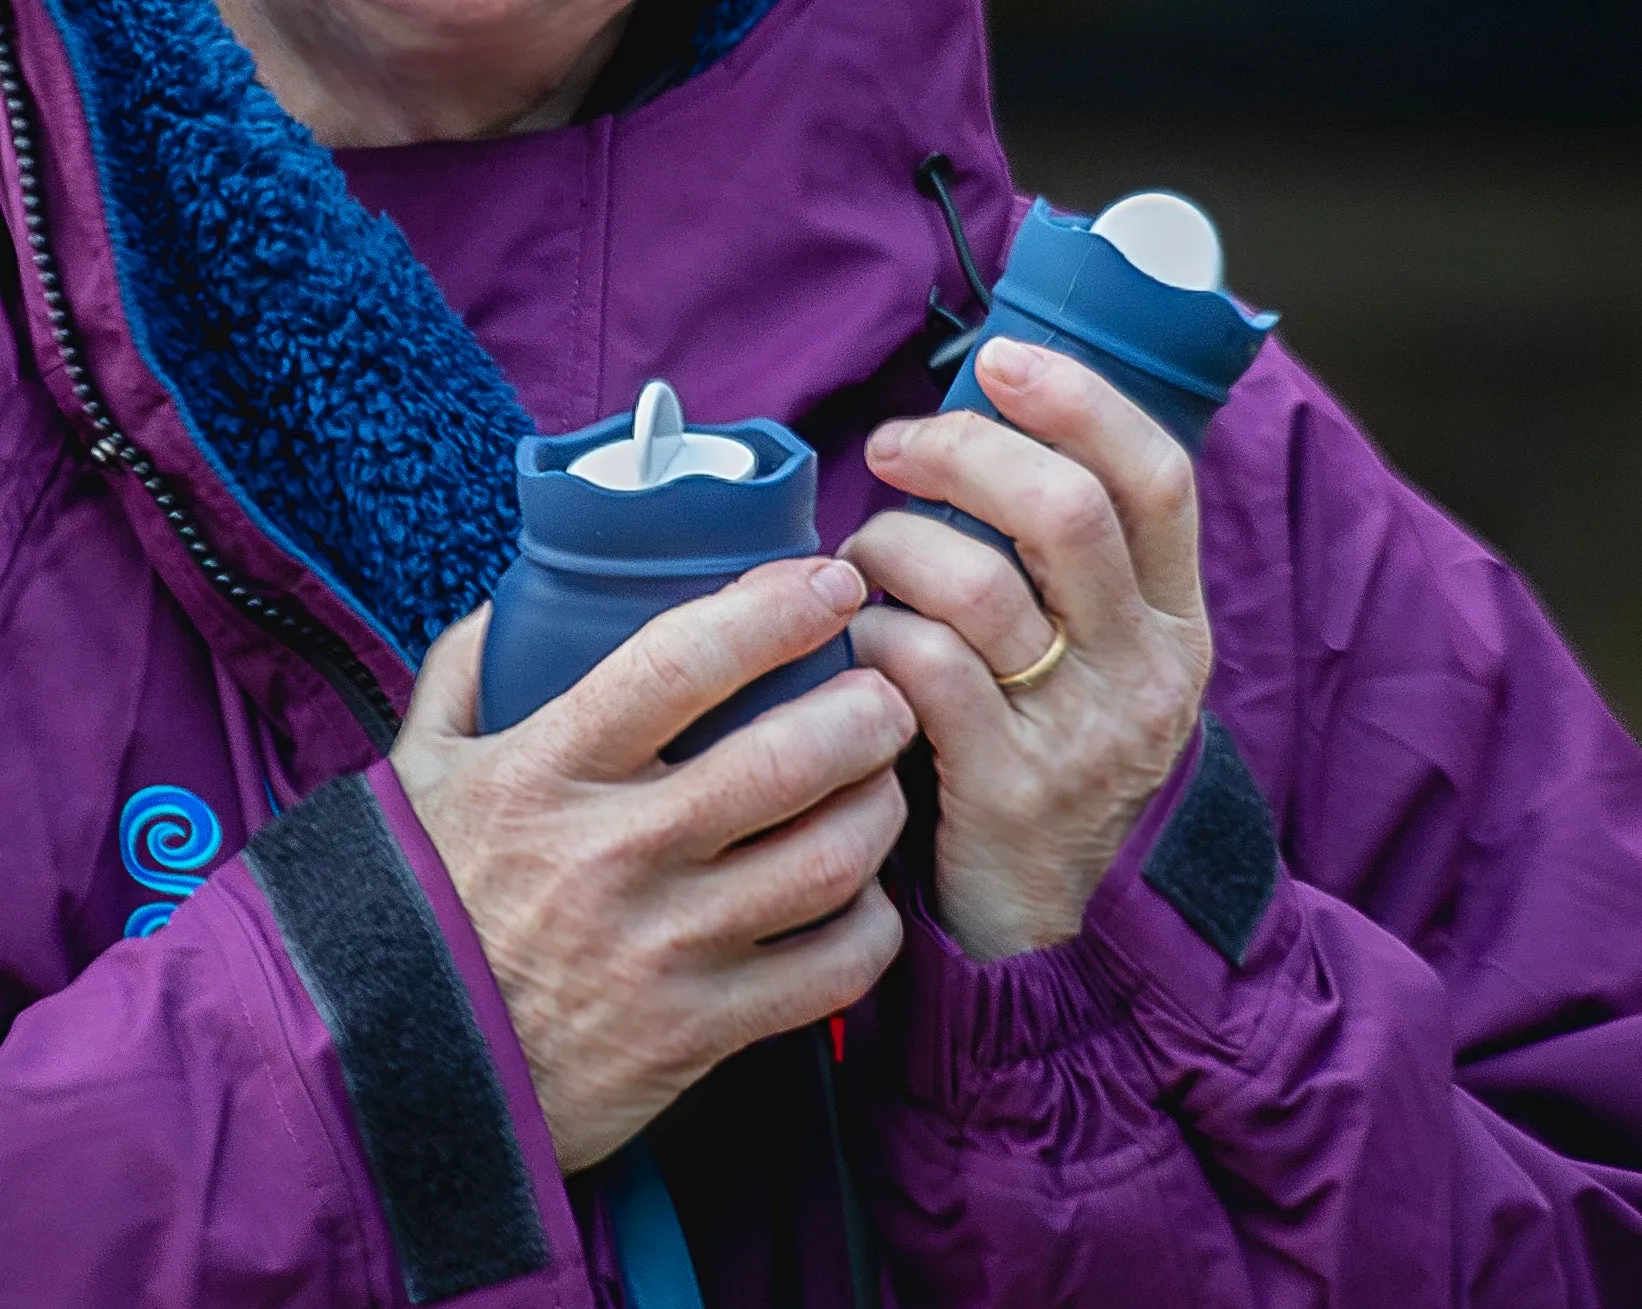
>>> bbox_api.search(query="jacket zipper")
[0,15,401,755]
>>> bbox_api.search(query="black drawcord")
[916,153,993,313]
[917,154,991,382]
[812,1025,882,1309]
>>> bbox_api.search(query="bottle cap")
[568,380,757,490]
[1092,192,1224,293]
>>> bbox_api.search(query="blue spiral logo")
[124,901,179,939]
[120,785,222,937]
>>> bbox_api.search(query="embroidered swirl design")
[120,786,223,938]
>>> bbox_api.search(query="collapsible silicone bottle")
[478,379,851,759]
[911,192,1280,558]
[477,380,853,1309]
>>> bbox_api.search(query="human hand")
[842,339,1212,962]
[390,559,913,1173]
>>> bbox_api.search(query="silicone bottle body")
[479,410,851,760]
[478,398,849,1309]
[911,196,1279,559]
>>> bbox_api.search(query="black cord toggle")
[916,153,993,389]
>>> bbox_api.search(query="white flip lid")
[568,379,758,491]
[1092,192,1225,293]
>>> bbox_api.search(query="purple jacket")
[3,0,1641,1303]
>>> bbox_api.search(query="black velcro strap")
[1142,714,1279,966]
[245,773,549,1303]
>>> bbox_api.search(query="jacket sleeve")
[0,759,607,1308]
[861,348,1642,1307]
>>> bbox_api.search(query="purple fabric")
[3,0,1642,1303]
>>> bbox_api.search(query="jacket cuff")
[898,714,1298,1112]
[231,759,588,1304]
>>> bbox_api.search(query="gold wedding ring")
[994,616,1069,694]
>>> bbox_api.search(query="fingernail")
[979,337,1040,388]
[867,423,905,461]
[812,560,868,614]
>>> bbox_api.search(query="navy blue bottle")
[476,382,852,1309]
[911,194,1280,559]
[478,384,851,759]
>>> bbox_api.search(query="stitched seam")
[1095,882,1304,1076]
[201,875,381,1304]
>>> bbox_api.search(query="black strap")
[1142,714,1280,966]
[245,774,550,1303]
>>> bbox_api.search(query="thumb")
[402,603,492,743]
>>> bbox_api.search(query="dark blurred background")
[988,0,1642,726]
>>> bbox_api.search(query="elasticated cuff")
[898,715,1299,1112]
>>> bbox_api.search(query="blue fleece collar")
[48,0,774,663]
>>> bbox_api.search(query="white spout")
[568,380,757,491]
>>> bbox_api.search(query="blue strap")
[607,1137,706,1309]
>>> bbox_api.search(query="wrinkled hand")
[842,340,1212,962]
[391,559,912,1173]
